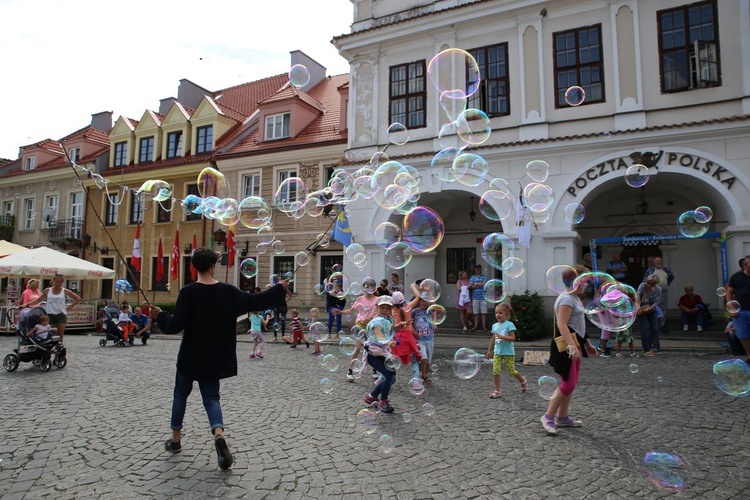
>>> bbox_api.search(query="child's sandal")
[520,377,528,393]
[489,390,501,399]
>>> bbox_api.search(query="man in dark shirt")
[152,247,288,469]
[129,306,151,345]
[726,255,750,364]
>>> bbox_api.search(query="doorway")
[101,257,114,299]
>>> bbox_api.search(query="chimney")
[91,111,113,133]
[290,50,327,91]
[159,97,178,115]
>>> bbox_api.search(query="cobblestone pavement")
[0,332,748,499]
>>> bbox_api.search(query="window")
[196,125,213,153]
[658,1,720,92]
[129,191,144,224]
[139,136,154,163]
[553,24,604,107]
[126,258,141,292]
[24,156,35,171]
[243,173,261,198]
[265,113,290,140]
[273,256,295,292]
[69,192,83,225]
[320,254,344,287]
[167,131,183,158]
[151,256,169,291]
[69,147,80,163]
[22,198,34,230]
[2,200,13,218]
[156,198,172,223]
[277,169,298,203]
[182,256,197,285]
[42,194,58,229]
[389,61,426,129]
[185,184,201,221]
[104,193,119,226]
[446,248,477,284]
[468,44,510,117]
[114,141,128,167]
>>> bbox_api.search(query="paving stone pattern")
[0,333,748,499]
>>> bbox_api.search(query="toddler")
[310,307,322,355]
[248,311,267,359]
[614,327,637,357]
[118,304,135,342]
[288,308,309,348]
[486,303,527,398]
[333,277,379,381]
[25,314,58,342]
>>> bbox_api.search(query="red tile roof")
[221,73,349,156]
[213,74,289,120]
[20,138,64,155]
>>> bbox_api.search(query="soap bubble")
[564,86,585,106]
[374,222,401,249]
[137,180,172,202]
[712,359,750,397]
[564,203,585,224]
[453,347,481,380]
[439,89,468,121]
[431,147,462,182]
[181,194,203,215]
[349,282,363,296]
[417,278,441,302]
[421,402,435,416]
[361,277,377,295]
[240,258,258,279]
[322,354,340,373]
[525,160,550,183]
[629,364,639,374]
[197,166,230,199]
[215,198,240,226]
[289,64,310,88]
[367,316,394,344]
[694,205,713,223]
[408,377,425,396]
[523,183,555,213]
[427,48,481,98]
[677,210,709,238]
[538,375,559,400]
[625,164,649,188]
[726,300,741,314]
[716,287,726,297]
[456,108,491,145]
[339,336,356,356]
[308,322,328,342]
[257,226,275,245]
[356,409,378,434]
[328,272,350,298]
[238,196,272,230]
[643,452,689,492]
[483,279,506,304]
[313,283,325,295]
[385,242,412,269]
[402,206,444,253]
[488,177,511,194]
[402,412,412,423]
[502,257,525,278]
[295,251,311,267]
[426,304,447,325]
[272,240,286,255]
[274,177,306,213]
[437,121,466,150]
[545,265,578,294]
[482,233,515,271]
[320,378,333,395]
[378,434,395,454]
[453,153,489,187]
[479,190,514,221]
[345,243,366,264]
[387,122,409,145]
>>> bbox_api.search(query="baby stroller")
[3,306,67,372]
[98,304,132,347]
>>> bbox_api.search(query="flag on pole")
[156,238,165,283]
[190,233,198,281]
[132,223,141,272]
[227,225,236,268]
[516,187,531,249]
[170,229,180,281]
[331,207,352,246]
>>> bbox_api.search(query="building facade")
[333,0,750,310]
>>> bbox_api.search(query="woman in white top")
[28,274,81,344]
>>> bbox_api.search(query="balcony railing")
[48,218,83,245]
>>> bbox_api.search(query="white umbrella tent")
[0,246,115,279]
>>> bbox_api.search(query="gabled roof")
[60,126,110,147]
[213,73,289,118]
[221,73,348,157]
[20,138,64,156]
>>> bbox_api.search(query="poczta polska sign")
[566,151,736,197]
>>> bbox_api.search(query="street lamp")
[212,228,227,249]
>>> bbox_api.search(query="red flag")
[170,230,180,281]
[227,226,236,268]
[190,233,198,281]
[156,238,165,283]
[132,223,141,272]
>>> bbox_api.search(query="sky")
[0,0,353,160]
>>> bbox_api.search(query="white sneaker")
[346,372,354,381]
[540,415,558,435]
[683,325,689,331]
[697,326,703,332]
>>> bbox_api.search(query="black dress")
[157,282,285,381]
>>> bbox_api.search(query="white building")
[333,0,750,310]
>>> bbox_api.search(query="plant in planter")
[510,291,545,341]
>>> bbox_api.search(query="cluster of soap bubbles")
[677,205,713,238]
[114,278,133,293]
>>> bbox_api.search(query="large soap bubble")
[712,359,750,397]
[677,210,709,238]
[374,222,401,249]
[402,206,444,253]
[456,109,491,145]
[197,167,230,198]
[385,242,412,269]
[289,64,310,88]
[453,347,481,380]
[427,48,481,98]
[274,177,307,213]
[137,180,172,202]
[482,233,515,271]
[479,190,514,221]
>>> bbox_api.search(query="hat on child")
[391,291,405,305]
[376,295,394,306]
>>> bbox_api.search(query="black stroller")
[3,306,67,372]
[98,304,132,347]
